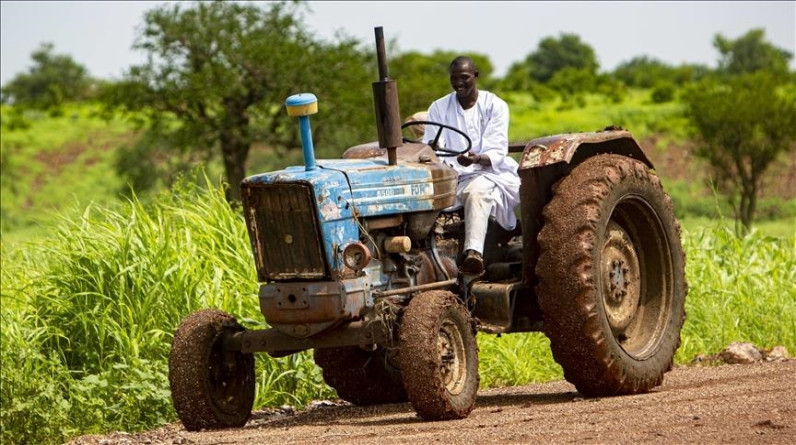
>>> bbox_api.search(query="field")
[1,96,794,444]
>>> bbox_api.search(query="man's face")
[450,64,478,99]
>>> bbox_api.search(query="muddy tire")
[536,154,686,396]
[314,346,407,405]
[399,291,479,420]
[169,309,255,431]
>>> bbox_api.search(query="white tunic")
[423,91,521,230]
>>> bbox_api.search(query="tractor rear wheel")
[536,154,686,396]
[399,291,479,420]
[314,346,407,405]
[169,309,255,431]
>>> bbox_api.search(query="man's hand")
[457,153,489,167]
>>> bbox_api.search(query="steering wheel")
[401,120,472,157]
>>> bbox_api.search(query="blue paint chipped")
[243,158,441,278]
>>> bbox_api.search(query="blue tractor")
[168,28,687,429]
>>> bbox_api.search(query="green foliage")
[676,224,796,362]
[547,67,597,95]
[506,89,688,141]
[102,1,375,201]
[478,334,562,387]
[391,50,496,119]
[683,72,796,232]
[665,180,731,220]
[0,178,333,444]
[612,56,709,88]
[714,28,793,76]
[650,82,676,103]
[0,103,136,239]
[0,43,94,110]
[519,33,599,84]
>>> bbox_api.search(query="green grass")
[1,103,138,238]
[676,222,796,362]
[0,178,332,445]
[505,89,690,143]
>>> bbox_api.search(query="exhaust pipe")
[372,27,403,166]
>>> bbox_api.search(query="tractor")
[168,27,686,429]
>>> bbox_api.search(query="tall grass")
[676,222,796,361]
[2,180,793,443]
[0,176,332,445]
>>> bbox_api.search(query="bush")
[650,82,676,103]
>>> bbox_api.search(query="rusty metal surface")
[471,281,522,334]
[516,130,653,170]
[363,214,404,230]
[415,250,458,285]
[372,278,457,298]
[427,160,458,211]
[341,141,385,159]
[343,141,436,162]
[259,278,371,338]
[227,319,393,354]
[242,183,326,281]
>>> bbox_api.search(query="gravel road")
[70,360,794,444]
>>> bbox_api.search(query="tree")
[0,43,92,109]
[612,56,708,88]
[104,1,375,201]
[524,33,599,84]
[683,72,796,232]
[714,28,792,76]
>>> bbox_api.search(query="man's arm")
[476,95,510,167]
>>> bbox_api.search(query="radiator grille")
[242,183,327,281]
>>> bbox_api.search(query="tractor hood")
[241,157,456,281]
[243,158,456,220]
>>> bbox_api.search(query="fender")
[512,129,653,171]
[511,129,653,292]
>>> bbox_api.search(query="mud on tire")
[314,346,407,405]
[399,291,479,420]
[536,154,686,396]
[169,309,255,431]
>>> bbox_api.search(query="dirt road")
[71,360,794,444]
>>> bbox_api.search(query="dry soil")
[69,360,795,444]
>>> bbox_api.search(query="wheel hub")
[601,222,641,334]
[437,319,467,395]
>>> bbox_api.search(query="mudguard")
[513,129,653,171]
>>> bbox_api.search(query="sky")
[1,1,794,86]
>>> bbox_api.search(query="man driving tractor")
[423,56,520,274]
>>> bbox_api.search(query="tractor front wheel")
[399,291,479,420]
[169,309,255,431]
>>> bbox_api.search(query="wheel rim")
[207,335,247,415]
[603,195,673,359]
[602,221,642,333]
[437,317,468,395]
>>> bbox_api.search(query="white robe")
[423,91,521,230]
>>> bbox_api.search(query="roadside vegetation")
[1,1,794,443]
